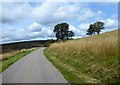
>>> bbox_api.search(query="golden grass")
[50,30,118,57]
[46,30,118,83]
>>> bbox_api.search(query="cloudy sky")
[1,0,118,44]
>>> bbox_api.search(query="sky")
[1,0,118,44]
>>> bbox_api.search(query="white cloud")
[28,22,42,31]
[27,22,55,38]
[101,19,118,32]
[2,2,32,23]
[79,8,94,21]
[104,19,117,27]
[1,2,104,24]
[32,2,80,25]
[79,8,104,21]
[32,2,60,24]
[2,22,55,43]
[2,2,81,25]
[39,28,54,37]
[69,25,80,36]
[69,24,88,37]
[78,23,89,30]
[54,3,80,19]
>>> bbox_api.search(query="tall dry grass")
[50,30,117,57]
[47,30,118,83]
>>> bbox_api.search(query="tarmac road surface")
[2,48,68,83]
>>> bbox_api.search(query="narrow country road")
[2,48,68,83]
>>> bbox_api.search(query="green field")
[0,49,35,73]
[44,30,119,84]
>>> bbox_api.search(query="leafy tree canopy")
[87,21,104,35]
[53,23,74,41]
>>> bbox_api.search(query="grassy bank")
[0,48,36,73]
[44,30,119,84]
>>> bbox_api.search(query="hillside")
[44,30,119,84]
[2,40,55,53]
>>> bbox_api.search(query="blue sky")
[1,1,118,44]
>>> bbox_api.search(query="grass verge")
[0,49,34,73]
[44,30,119,84]
[44,48,100,84]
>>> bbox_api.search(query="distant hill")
[2,40,55,53]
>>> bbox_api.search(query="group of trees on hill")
[53,21,104,41]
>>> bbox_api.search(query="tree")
[53,23,74,41]
[87,21,104,35]
[87,24,94,35]
[67,31,74,39]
